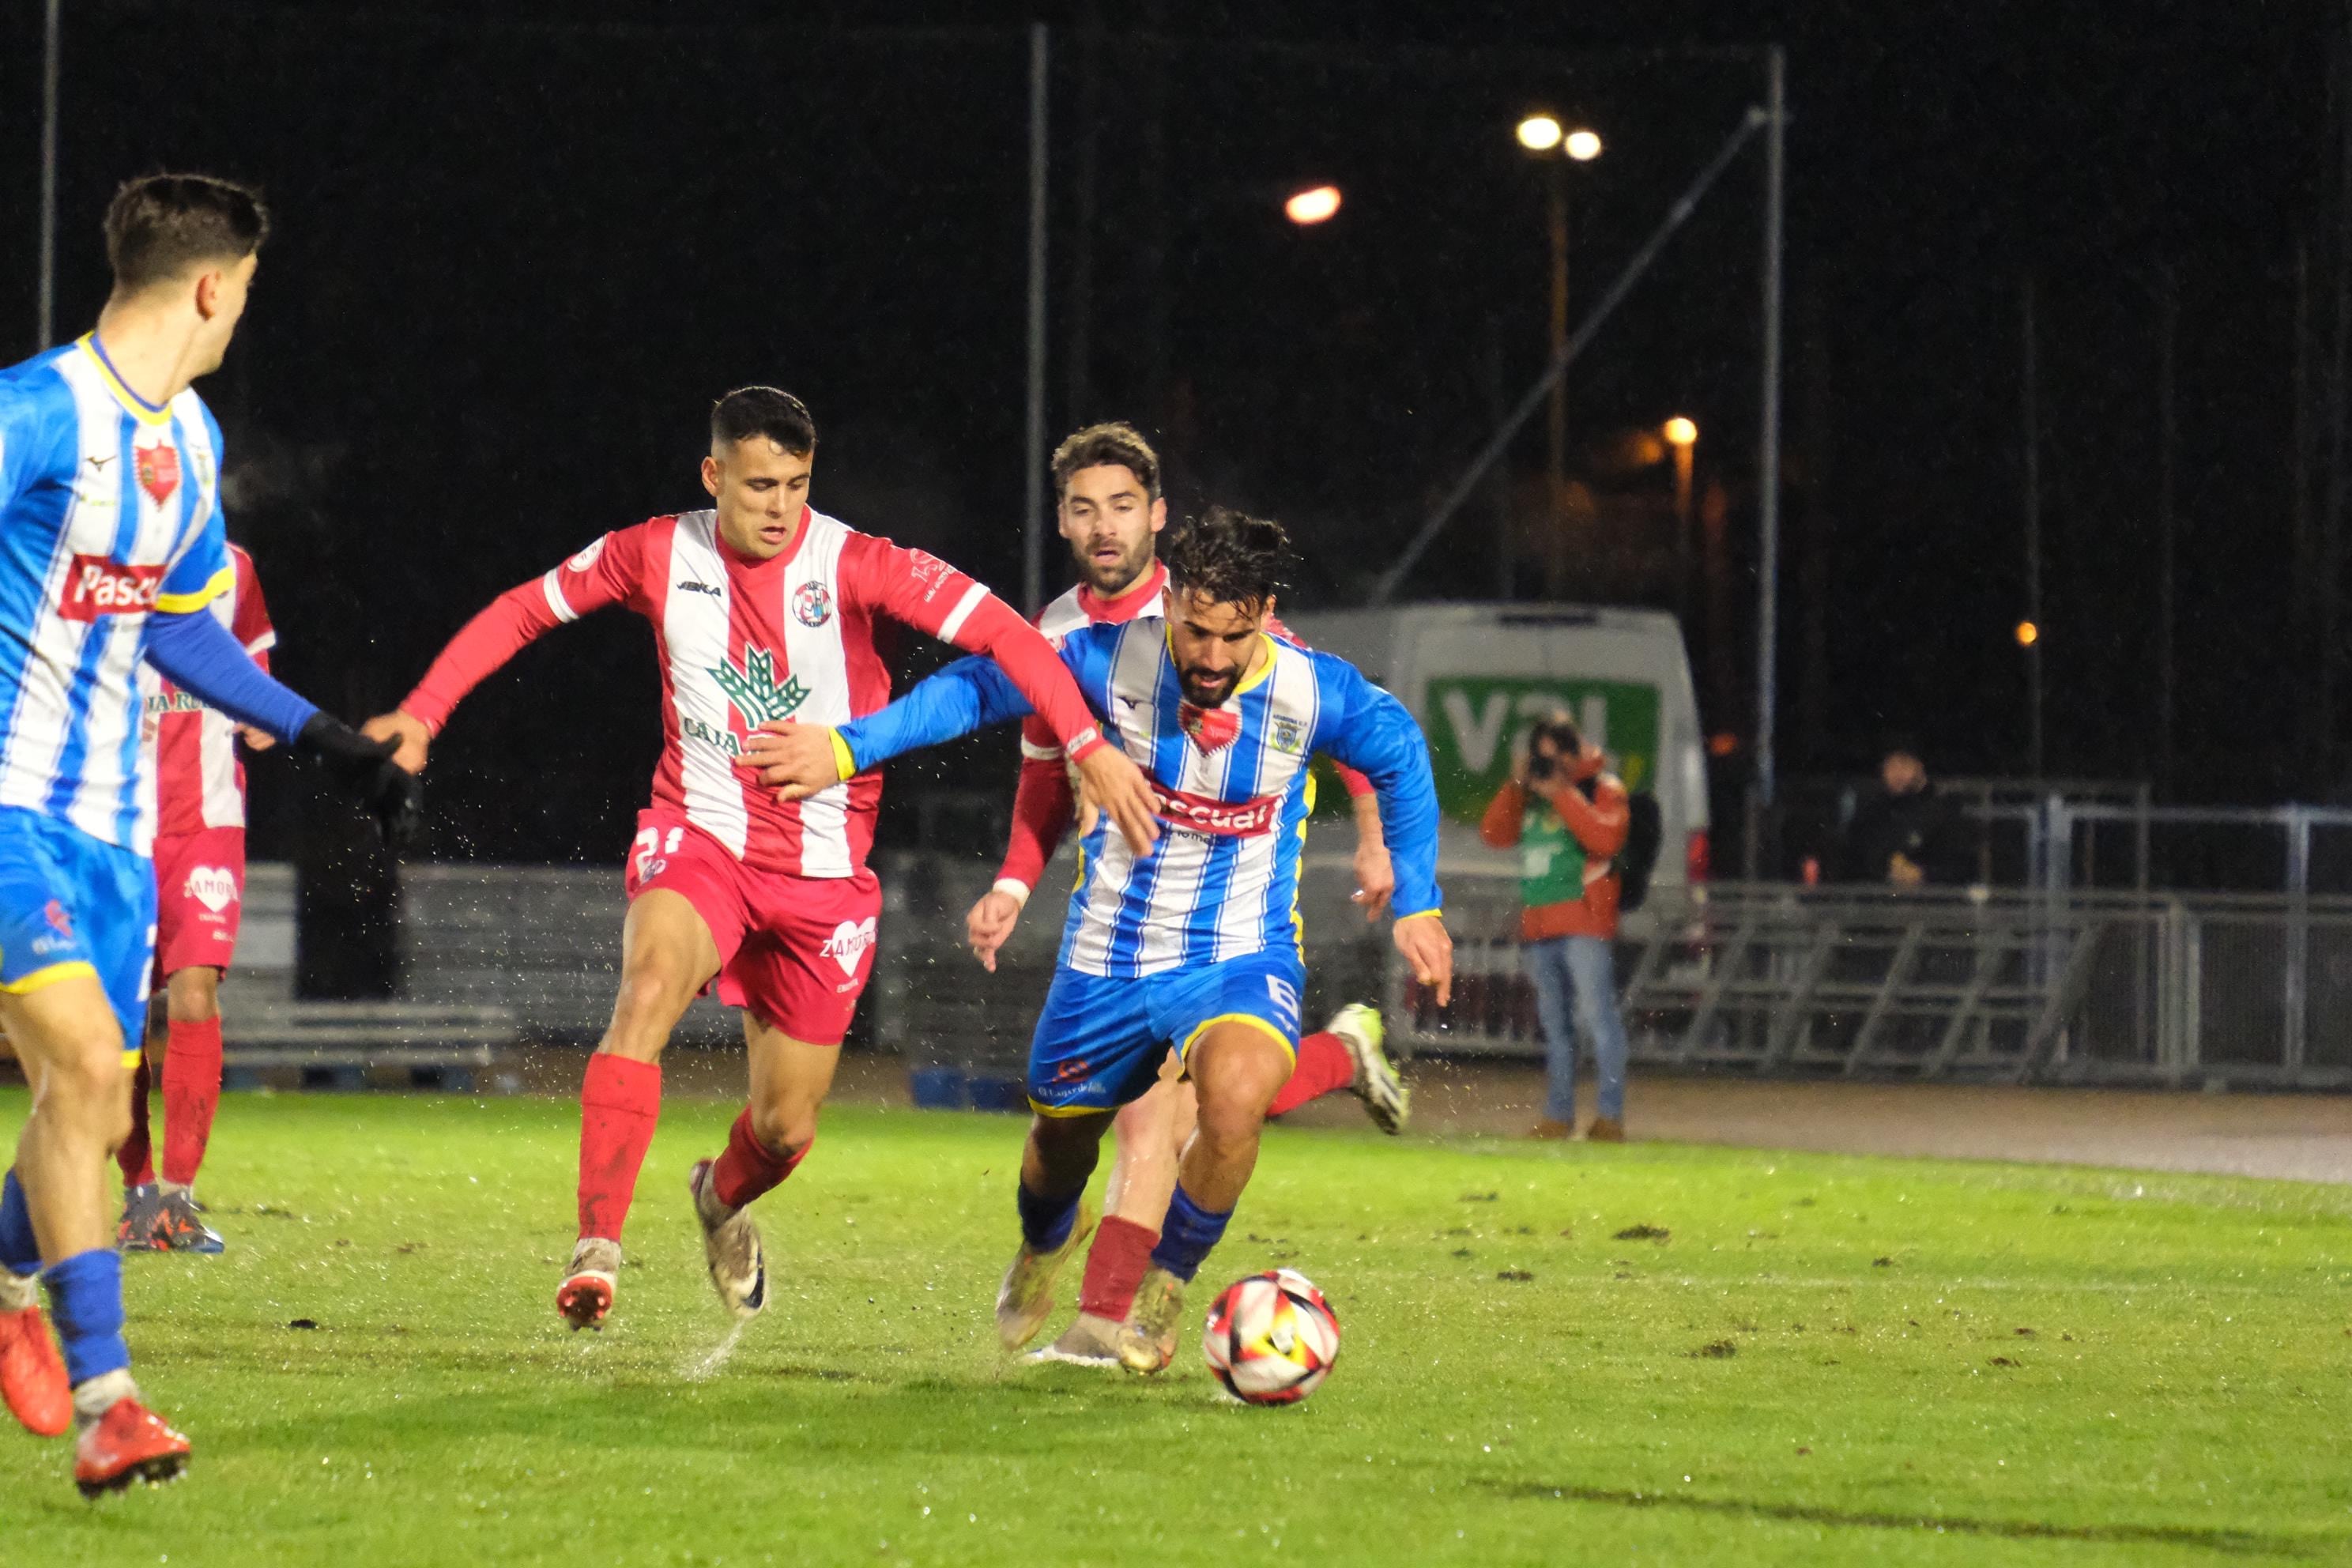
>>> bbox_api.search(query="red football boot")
[0,1304,70,1437]
[73,1396,190,1496]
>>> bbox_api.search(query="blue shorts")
[0,807,156,1062]
[1026,948,1306,1117]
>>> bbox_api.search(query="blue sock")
[0,1170,39,1275]
[1148,1183,1232,1283]
[43,1248,129,1385]
[1014,1181,1080,1253]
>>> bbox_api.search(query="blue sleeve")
[1307,651,1444,918]
[145,609,319,744]
[0,372,74,514]
[838,625,1114,771]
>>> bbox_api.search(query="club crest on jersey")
[134,441,180,505]
[709,644,810,729]
[1178,700,1241,755]
[820,916,877,976]
[1271,714,1306,755]
[793,581,834,628]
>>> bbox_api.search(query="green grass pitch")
[1,1086,2347,1565]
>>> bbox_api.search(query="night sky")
[0,0,2339,864]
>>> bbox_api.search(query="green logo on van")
[1423,677,1658,823]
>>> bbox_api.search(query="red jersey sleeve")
[400,524,650,734]
[228,545,275,675]
[997,740,1078,895]
[837,533,1106,759]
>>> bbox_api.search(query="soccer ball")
[1201,1268,1340,1405]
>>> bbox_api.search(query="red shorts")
[624,812,880,1045]
[152,826,246,980]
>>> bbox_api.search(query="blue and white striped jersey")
[837,615,1443,979]
[0,337,234,853]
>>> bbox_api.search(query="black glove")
[298,713,423,850]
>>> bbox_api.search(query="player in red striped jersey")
[363,389,1157,1330]
[116,541,276,1255]
[962,424,1412,1367]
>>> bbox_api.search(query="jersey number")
[632,826,684,880]
[1265,974,1301,1031]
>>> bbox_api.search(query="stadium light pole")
[1516,115,1602,594]
[1747,47,1786,879]
[1021,22,1050,616]
[36,0,62,351]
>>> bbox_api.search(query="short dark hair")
[1162,506,1291,610]
[104,174,269,293]
[1052,421,1160,500]
[711,386,817,455]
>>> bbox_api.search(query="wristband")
[991,878,1032,907]
[829,729,858,782]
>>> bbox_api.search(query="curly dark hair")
[1051,421,1160,500]
[1161,506,1292,609]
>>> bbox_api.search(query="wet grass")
[1,1087,2348,1565]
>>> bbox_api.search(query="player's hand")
[1392,914,1453,1008]
[361,710,432,774]
[744,720,843,801]
[300,714,423,850]
[1073,744,1159,859]
[237,725,277,752]
[966,890,1023,972]
[1351,839,1396,922]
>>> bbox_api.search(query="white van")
[1280,603,1711,918]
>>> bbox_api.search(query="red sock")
[117,1052,156,1189]
[1265,1031,1355,1118]
[160,1016,224,1188]
[710,1106,808,1211]
[1078,1216,1158,1321]
[577,1054,662,1242]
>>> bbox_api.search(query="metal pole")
[1021,23,1051,616]
[1545,160,1569,595]
[1749,46,1787,875]
[1373,104,1766,605]
[36,0,62,351]
[2158,262,2178,797]
[2023,277,2044,780]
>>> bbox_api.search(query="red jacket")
[1479,763,1630,941]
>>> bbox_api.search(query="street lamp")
[1517,116,1603,594]
[1283,184,1341,225]
[1664,417,1698,626]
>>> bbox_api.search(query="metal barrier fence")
[212,855,2352,1091]
[1387,877,2352,1087]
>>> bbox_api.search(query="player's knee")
[610,965,694,1034]
[47,1046,130,1137]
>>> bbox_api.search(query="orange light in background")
[1707,732,1741,757]
[1283,185,1342,225]
[1663,416,1698,448]
[2016,620,2040,648]
[1563,128,1604,162]
[1516,114,1564,153]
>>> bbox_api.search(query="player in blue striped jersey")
[753,508,1453,1374]
[0,175,416,1494]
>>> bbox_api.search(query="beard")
[1077,535,1154,596]
[1178,667,1238,707]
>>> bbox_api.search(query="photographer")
[1479,711,1632,1141]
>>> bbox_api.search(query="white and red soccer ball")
[1201,1268,1340,1405]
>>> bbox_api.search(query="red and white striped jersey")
[401,507,1105,878]
[141,542,274,835]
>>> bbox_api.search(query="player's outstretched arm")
[375,529,645,771]
[1308,652,1447,1001]
[968,737,1079,969]
[146,608,421,847]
